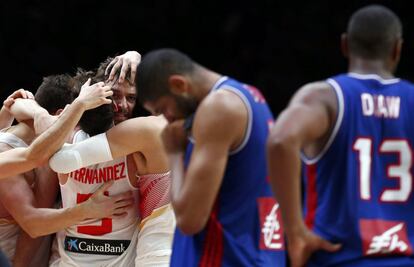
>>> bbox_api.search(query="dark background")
[0,0,412,115]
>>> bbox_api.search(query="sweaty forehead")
[111,82,137,94]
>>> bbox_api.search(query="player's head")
[136,48,198,123]
[73,69,114,136]
[342,5,403,70]
[96,58,137,124]
[35,74,77,115]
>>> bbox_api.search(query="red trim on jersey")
[199,202,223,267]
[305,163,318,229]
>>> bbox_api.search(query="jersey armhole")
[188,85,253,155]
[219,86,253,155]
[301,79,345,164]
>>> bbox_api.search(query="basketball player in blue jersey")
[112,48,286,266]
[267,5,414,267]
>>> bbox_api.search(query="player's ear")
[391,38,403,63]
[54,108,64,116]
[341,33,349,58]
[168,75,189,96]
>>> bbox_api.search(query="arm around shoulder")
[106,115,167,158]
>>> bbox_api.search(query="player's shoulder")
[292,81,336,106]
[192,89,247,141]
[298,81,333,95]
[198,89,246,120]
[120,115,167,133]
[397,77,414,88]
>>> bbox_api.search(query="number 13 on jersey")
[353,138,412,202]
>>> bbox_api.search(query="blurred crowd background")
[0,0,411,115]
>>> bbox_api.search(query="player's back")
[302,73,414,267]
[171,77,286,267]
[56,130,139,267]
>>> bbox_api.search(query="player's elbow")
[20,219,44,238]
[173,204,208,235]
[26,229,42,238]
[266,128,298,155]
[176,214,206,235]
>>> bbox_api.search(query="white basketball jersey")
[0,131,28,259]
[0,130,28,149]
[58,130,139,266]
[0,131,52,267]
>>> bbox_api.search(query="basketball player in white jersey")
[0,88,34,266]
[102,57,175,266]
[49,58,174,266]
[0,89,34,129]
[52,53,175,266]
[0,73,113,179]
[0,77,134,266]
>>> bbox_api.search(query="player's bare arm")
[12,165,58,267]
[107,115,168,172]
[0,89,34,129]
[266,81,341,267]
[165,90,247,234]
[0,169,133,239]
[0,79,113,179]
[49,115,169,174]
[8,98,58,136]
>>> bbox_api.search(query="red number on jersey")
[76,192,112,235]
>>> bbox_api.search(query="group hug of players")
[0,4,413,267]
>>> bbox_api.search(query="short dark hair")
[347,5,402,59]
[35,74,77,114]
[136,48,196,104]
[73,69,114,136]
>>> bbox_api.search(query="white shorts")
[135,204,176,267]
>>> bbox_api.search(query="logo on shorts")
[64,236,130,256]
[258,197,284,250]
[360,219,412,256]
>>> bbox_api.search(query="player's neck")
[192,68,223,101]
[6,122,36,145]
[348,58,394,79]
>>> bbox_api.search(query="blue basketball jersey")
[170,77,286,267]
[302,73,414,267]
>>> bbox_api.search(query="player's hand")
[287,227,341,267]
[161,119,188,154]
[83,181,134,219]
[3,88,34,110]
[105,51,141,83]
[75,78,113,110]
